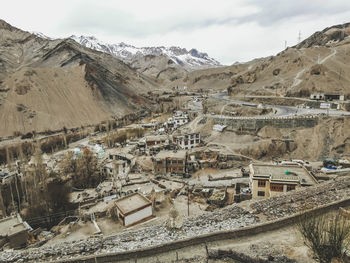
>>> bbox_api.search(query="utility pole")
[187,184,190,217]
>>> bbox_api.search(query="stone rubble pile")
[250,176,350,220]
[0,207,258,262]
[1,176,349,262]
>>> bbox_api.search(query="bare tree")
[298,211,350,263]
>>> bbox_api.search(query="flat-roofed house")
[173,132,200,150]
[145,135,170,149]
[103,160,129,178]
[0,214,31,249]
[249,163,318,199]
[153,150,187,175]
[106,149,136,171]
[114,193,153,227]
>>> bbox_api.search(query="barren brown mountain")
[170,23,350,97]
[0,20,158,137]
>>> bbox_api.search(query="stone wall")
[212,115,318,131]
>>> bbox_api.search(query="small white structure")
[213,124,227,132]
[168,111,189,129]
[310,93,325,100]
[114,193,153,227]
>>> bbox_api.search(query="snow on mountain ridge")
[70,35,222,70]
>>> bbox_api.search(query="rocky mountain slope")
[130,54,187,84]
[171,23,350,98]
[0,20,158,137]
[70,35,222,70]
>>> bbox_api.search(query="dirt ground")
[209,225,315,262]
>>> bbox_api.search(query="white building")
[213,124,227,132]
[114,193,153,227]
[310,93,325,100]
[168,111,189,129]
[173,132,200,150]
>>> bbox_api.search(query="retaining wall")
[212,115,318,130]
[55,197,350,263]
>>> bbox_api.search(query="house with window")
[153,150,187,175]
[167,111,189,129]
[173,132,200,150]
[103,160,129,178]
[144,135,170,149]
[106,149,136,168]
[249,163,317,199]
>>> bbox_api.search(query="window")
[270,183,283,192]
[257,180,266,187]
[287,185,296,191]
[257,191,265,197]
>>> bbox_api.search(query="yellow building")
[249,164,317,199]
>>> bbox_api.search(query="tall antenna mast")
[285,40,287,49]
[298,30,302,44]
[341,22,345,40]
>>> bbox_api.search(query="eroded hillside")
[0,20,158,136]
[169,23,350,98]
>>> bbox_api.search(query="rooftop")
[0,215,28,237]
[145,135,170,142]
[251,164,317,186]
[154,150,187,159]
[114,193,151,216]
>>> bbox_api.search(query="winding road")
[211,93,350,119]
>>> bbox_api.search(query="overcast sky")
[1,0,350,64]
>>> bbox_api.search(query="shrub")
[298,211,350,263]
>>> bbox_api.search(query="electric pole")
[187,184,190,216]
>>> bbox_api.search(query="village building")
[168,111,189,129]
[0,214,32,249]
[144,135,170,149]
[187,148,219,170]
[114,193,153,227]
[103,159,129,178]
[102,149,136,178]
[173,132,200,150]
[106,149,136,168]
[153,150,187,175]
[249,164,318,199]
[310,93,345,101]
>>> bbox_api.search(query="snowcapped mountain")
[70,35,222,70]
[31,31,53,40]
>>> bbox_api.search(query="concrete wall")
[125,206,152,227]
[55,197,350,263]
[212,116,318,131]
